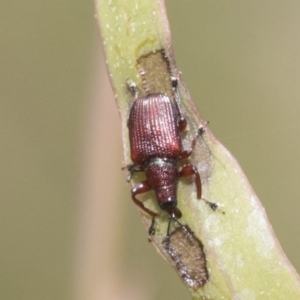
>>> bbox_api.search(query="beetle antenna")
[166,213,184,239]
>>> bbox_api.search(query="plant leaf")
[96,0,300,299]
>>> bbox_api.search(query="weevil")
[125,77,217,235]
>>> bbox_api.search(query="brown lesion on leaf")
[136,49,173,97]
[135,49,213,185]
[162,225,209,289]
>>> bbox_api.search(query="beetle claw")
[197,121,209,137]
[126,78,138,98]
[170,76,179,90]
[148,216,156,236]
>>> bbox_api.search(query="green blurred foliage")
[0,1,97,299]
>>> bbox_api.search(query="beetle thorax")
[145,158,178,210]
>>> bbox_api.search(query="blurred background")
[1,1,299,299]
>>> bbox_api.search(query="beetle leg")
[179,164,218,211]
[179,164,202,198]
[148,216,156,236]
[126,78,138,99]
[131,181,158,235]
[131,180,158,217]
[170,76,187,131]
[122,164,143,182]
[179,122,208,159]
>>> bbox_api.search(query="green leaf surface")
[96,0,300,299]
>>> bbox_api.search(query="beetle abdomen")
[128,93,181,164]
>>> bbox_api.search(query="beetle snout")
[155,184,178,212]
[160,200,182,220]
[159,196,177,211]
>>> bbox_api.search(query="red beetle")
[125,77,216,235]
